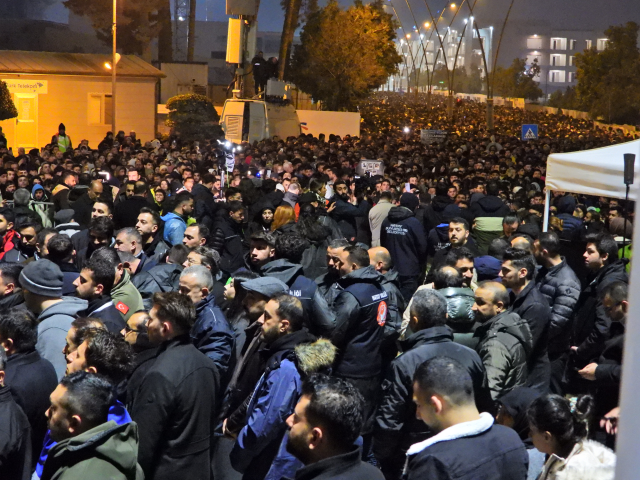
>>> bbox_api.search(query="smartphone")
[98,172,111,181]
[405,182,411,192]
[266,169,271,178]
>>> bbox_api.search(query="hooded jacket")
[261,259,336,338]
[40,421,143,480]
[470,195,510,220]
[439,287,475,325]
[331,265,388,378]
[474,310,533,400]
[572,260,628,364]
[380,206,427,278]
[110,270,143,321]
[36,296,88,380]
[556,196,583,241]
[373,326,489,477]
[231,338,336,480]
[30,185,52,228]
[422,195,453,233]
[132,263,183,309]
[129,335,220,480]
[193,293,236,387]
[160,211,187,246]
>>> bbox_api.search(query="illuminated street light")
[450,3,456,8]
[424,21,430,27]
[406,33,411,39]
[403,127,410,133]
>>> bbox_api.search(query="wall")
[0,74,158,149]
[160,63,209,103]
[296,110,361,138]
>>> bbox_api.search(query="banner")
[420,129,447,144]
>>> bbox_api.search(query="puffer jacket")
[132,263,183,309]
[160,211,187,246]
[557,214,583,241]
[538,440,615,480]
[535,258,581,356]
[193,293,236,387]
[439,287,475,325]
[474,310,533,400]
[230,338,336,480]
[572,260,628,364]
[261,259,335,338]
[470,195,510,219]
[40,421,143,480]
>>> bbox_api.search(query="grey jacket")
[36,297,88,380]
[474,310,533,400]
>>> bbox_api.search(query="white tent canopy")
[543,139,640,230]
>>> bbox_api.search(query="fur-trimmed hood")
[295,338,337,376]
[541,440,616,480]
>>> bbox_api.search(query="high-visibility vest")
[58,134,71,153]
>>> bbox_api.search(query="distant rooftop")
[0,51,164,78]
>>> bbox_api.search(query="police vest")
[344,282,388,327]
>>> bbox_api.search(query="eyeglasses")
[124,324,144,334]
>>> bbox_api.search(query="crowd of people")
[0,93,636,480]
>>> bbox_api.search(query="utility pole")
[187,0,196,61]
[112,0,117,136]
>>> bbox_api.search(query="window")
[550,54,566,67]
[568,72,576,83]
[527,37,543,49]
[569,55,575,66]
[586,39,593,49]
[88,94,112,126]
[597,38,608,50]
[569,39,577,50]
[550,37,566,50]
[548,70,565,83]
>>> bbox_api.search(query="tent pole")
[542,189,551,232]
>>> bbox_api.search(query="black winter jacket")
[380,206,427,278]
[129,335,220,480]
[535,259,581,356]
[405,417,528,480]
[328,195,368,242]
[261,259,335,337]
[288,446,384,480]
[509,281,550,391]
[142,234,170,264]
[0,385,31,480]
[572,260,628,364]
[331,266,388,378]
[374,327,489,475]
[82,296,126,334]
[469,195,510,219]
[5,350,57,469]
[211,216,247,275]
[422,195,453,233]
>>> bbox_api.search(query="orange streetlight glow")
[450,3,456,7]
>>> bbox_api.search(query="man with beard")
[121,311,156,406]
[230,294,332,480]
[161,192,193,247]
[2,222,40,263]
[328,180,368,242]
[135,207,169,263]
[286,374,384,480]
[0,263,25,310]
[129,292,219,480]
[427,218,479,281]
[315,238,350,307]
[75,216,114,271]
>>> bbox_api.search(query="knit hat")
[242,276,288,298]
[59,123,65,131]
[400,192,419,212]
[20,259,64,297]
[54,209,75,225]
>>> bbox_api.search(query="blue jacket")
[34,400,131,478]
[161,212,187,246]
[192,293,236,387]
[230,334,334,480]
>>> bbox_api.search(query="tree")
[0,81,17,121]
[575,22,640,124]
[278,0,317,79]
[493,58,543,100]
[63,0,172,62]
[165,94,222,143]
[548,86,579,109]
[289,0,402,111]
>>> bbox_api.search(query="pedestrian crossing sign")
[522,124,539,140]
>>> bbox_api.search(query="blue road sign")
[522,124,539,140]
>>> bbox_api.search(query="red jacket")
[0,230,17,260]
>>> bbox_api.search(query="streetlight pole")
[112,0,117,136]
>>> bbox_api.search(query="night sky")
[41,0,640,35]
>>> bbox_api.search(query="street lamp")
[450,3,456,8]
[111,0,117,135]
